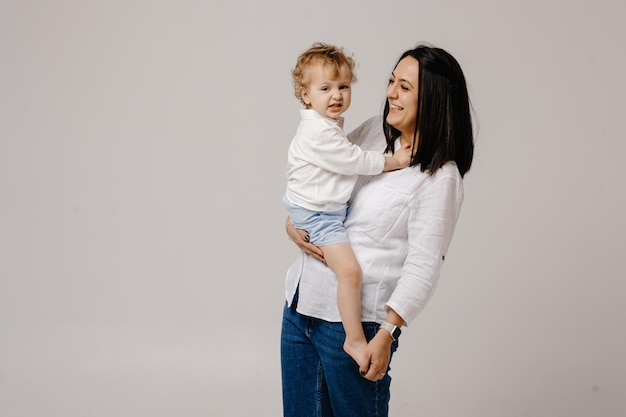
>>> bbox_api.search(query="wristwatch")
[380,321,402,341]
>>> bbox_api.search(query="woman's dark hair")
[383,44,474,177]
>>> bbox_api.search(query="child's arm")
[382,142,412,172]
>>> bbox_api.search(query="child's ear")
[300,88,310,105]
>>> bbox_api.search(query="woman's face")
[386,56,419,141]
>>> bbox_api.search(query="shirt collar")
[300,109,344,129]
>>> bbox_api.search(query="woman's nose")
[386,83,397,98]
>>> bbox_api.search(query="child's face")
[300,62,352,120]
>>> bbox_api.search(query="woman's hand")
[360,330,393,382]
[285,217,325,263]
[361,310,403,381]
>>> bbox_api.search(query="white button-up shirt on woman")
[285,115,464,325]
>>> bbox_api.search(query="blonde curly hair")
[291,42,357,106]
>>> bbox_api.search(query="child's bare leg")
[322,243,367,367]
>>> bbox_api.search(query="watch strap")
[380,321,401,341]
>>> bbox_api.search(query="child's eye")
[339,85,349,90]
[321,86,329,91]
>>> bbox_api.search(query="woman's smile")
[386,56,419,138]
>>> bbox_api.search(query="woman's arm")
[362,171,463,381]
[285,217,325,263]
[386,173,463,324]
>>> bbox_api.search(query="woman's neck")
[399,133,417,148]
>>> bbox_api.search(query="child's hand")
[392,143,412,168]
[382,143,413,172]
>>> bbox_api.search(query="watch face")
[392,327,401,339]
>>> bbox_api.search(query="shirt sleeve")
[303,123,385,176]
[385,172,464,325]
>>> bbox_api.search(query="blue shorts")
[283,195,349,246]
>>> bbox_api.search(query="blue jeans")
[281,295,398,417]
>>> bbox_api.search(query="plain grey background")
[1,0,625,416]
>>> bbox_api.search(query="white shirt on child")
[285,116,465,325]
[285,109,386,212]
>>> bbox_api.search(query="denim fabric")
[281,295,398,417]
[283,194,349,246]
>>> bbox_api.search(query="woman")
[282,44,474,417]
